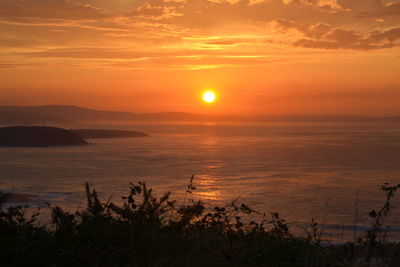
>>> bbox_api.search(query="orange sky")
[0,0,399,115]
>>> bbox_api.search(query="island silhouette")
[70,129,148,139]
[0,126,88,147]
[0,126,149,147]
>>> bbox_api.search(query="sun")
[202,91,216,103]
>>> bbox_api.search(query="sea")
[1,122,400,242]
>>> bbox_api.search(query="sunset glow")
[0,0,399,115]
[1,1,400,262]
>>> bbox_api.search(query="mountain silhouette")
[1,105,399,124]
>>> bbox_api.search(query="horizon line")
[1,104,400,118]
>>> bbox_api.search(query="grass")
[0,179,399,267]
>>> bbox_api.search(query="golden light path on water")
[194,175,222,201]
[1,123,400,242]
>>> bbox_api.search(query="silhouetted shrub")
[0,180,399,266]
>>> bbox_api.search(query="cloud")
[0,0,399,72]
[275,18,400,49]
[337,0,400,17]
[0,35,44,48]
[364,3,400,18]
[275,19,332,38]
[282,0,342,11]
[369,27,400,42]
[0,0,105,20]
[124,3,183,20]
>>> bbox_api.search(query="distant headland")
[0,126,88,147]
[1,105,400,125]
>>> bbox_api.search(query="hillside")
[0,109,71,125]
[0,105,135,124]
[1,105,400,124]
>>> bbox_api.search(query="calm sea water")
[1,122,400,241]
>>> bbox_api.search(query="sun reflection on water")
[193,174,222,201]
[201,136,218,146]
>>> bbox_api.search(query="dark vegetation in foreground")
[0,179,399,267]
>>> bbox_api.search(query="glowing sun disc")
[203,91,216,103]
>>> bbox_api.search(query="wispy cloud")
[0,0,399,71]
[0,0,105,20]
[275,19,400,50]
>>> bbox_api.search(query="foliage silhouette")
[0,180,399,266]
